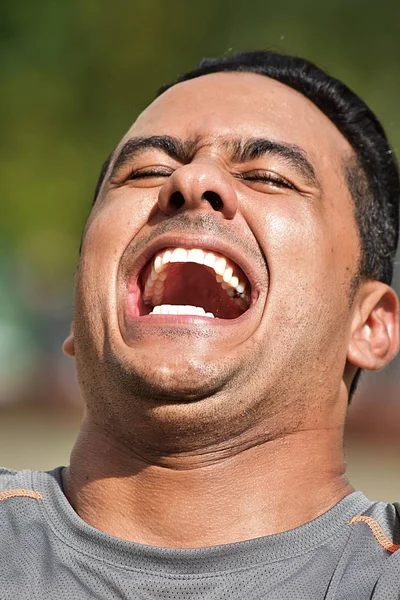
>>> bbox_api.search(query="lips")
[122,237,260,322]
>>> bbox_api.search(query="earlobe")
[347,282,399,371]
[62,327,75,357]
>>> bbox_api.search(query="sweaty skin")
[62,72,399,548]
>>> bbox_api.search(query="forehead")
[122,72,353,166]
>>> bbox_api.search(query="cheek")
[83,193,146,254]
[266,206,330,281]
[256,205,353,381]
[76,197,150,339]
[254,200,356,316]
[81,191,156,285]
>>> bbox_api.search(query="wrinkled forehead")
[118,72,354,169]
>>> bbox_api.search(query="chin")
[103,348,231,404]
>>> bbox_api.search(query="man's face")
[72,72,361,445]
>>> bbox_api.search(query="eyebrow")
[109,134,319,188]
[225,137,319,187]
[110,136,198,179]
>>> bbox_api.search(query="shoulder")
[0,466,65,522]
[0,467,61,595]
[0,466,41,497]
[372,540,400,598]
[0,466,64,556]
[0,466,46,527]
[0,466,19,489]
[335,497,400,597]
[0,465,66,502]
[0,467,45,554]
[349,498,400,553]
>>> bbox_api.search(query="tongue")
[160,263,244,319]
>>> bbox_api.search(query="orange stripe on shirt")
[0,489,43,502]
[350,515,400,553]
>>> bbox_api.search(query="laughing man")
[1,51,400,599]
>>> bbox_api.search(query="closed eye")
[127,167,173,181]
[237,171,296,191]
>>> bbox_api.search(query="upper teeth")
[143,247,248,308]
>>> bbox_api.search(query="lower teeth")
[149,305,215,318]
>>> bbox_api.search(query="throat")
[64,424,352,548]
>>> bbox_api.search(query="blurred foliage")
[1,0,400,287]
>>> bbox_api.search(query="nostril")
[202,191,223,211]
[170,191,185,211]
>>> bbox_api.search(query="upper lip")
[121,232,265,300]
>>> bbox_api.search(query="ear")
[62,324,75,357]
[347,281,399,371]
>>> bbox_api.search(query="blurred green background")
[1,0,399,498]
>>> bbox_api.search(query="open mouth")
[126,247,252,320]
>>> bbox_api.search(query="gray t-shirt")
[1,466,400,599]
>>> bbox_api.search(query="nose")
[157,163,238,220]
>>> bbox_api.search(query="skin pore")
[62,72,399,548]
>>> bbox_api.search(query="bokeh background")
[1,0,399,498]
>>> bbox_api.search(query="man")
[1,50,399,599]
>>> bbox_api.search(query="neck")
[62,416,352,548]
